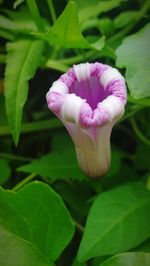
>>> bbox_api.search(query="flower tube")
[46,62,127,177]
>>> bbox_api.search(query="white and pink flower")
[46,62,127,177]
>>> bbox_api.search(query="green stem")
[0,119,62,136]
[59,50,97,65]
[45,59,68,72]
[45,47,99,69]
[26,0,45,31]
[120,106,144,122]
[50,46,60,60]
[130,118,150,146]
[128,95,150,107]
[47,0,56,24]
[0,153,33,162]
[75,221,84,233]
[12,173,36,192]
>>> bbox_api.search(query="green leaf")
[37,1,90,49]
[135,144,150,170]
[0,159,11,185]
[99,150,123,189]
[88,36,105,51]
[75,0,100,9]
[116,23,150,99]
[100,252,150,266]
[0,15,16,31]
[98,18,113,36]
[5,8,39,32]
[92,256,109,266]
[0,9,39,33]
[26,0,45,31]
[0,181,74,264]
[134,238,150,253]
[4,39,44,144]
[17,149,87,181]
[114,11,139,29]
[77,182,150,261]
[54,181,91,218]
[18,132,87,180]
[13,0,25,9]
[0,228,52,266]
[0,29,14,40]
[0,95,8,126]
[78,0,122,23]
[51,131,74,151]
[72,257,86,266]
[106,150,122,178]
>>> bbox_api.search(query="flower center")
[69,76,109,110]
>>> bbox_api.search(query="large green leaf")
[0,228,52,266]
[0,181,74,265]
[4,39,44,144]
[37,1,90,49]
[116,23,150,99]
[100,252,150,266]
[77,182,150,261]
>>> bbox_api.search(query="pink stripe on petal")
[60,68,77,88]
[79,102,109,128]
[90,62,109,77]
[106,79,127,105]
[46,92,63,114]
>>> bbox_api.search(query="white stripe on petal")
[61,94,85,124]
[50,80,68,94]
[100,95,124,121]
[73,63,90,82]
[100,68,124,89]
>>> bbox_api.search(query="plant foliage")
[0,0,150,265]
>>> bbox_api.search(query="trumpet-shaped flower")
[46,62,127,177]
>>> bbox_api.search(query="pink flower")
[46,62,127,177]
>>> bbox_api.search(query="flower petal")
[100,67,124,88]
[61,94,85,124]
[73,62,90,81]
[99,95,125,121]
